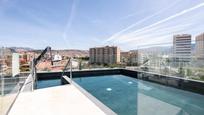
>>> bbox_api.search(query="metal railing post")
[1,47,4,96]
[1,77,4,96]
[31,59,36,91]
[70,57,72,83]
[61,57,73,84]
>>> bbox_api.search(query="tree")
[178,67,185,77]
[79,60,82,70]
[186,68,192,76]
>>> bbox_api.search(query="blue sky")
[0,0,204,50]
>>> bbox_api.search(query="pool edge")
[71,80,117,115]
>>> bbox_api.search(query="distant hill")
[33,49,89,57]
[0,47,89,57]
[9,47,34,52]
[51,50,89,57]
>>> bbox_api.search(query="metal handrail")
[61,58,70,77]
[30,46,53,91]
[61,57,72,83]
[31,59,36,91]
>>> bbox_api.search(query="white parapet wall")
[12,53,20,77]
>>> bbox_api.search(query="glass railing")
[0,77,26,115]
[30,42,204,82]
[0,47,28,115]
[125,42,204,82]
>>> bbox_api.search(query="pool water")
[36,79,61,89]
[74,75,204,115]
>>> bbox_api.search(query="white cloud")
[62,0,78,48]
[104,1,204,50]
[103,0,182,43]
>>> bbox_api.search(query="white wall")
[12,53,20,77]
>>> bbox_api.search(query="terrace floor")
[9,84,106,115]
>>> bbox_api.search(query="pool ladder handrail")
[61,57,73,83]
[31,46,53,91]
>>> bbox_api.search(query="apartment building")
[173,34,192,62]
[195,33,204,60]
[89,46,120,64]
[120,52,131,64]
[129,51,139,66]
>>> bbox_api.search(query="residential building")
[129,51,139,66]
[195,33,204,59]
[89,46,120,64]
[120,52,131,64]
[173,34,192,62]
[89,48,96,64]
[120,50,145,66]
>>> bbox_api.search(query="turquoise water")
[74,75,204,115]
[36,79,61,89]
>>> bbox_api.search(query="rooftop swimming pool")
[73,75,204,115]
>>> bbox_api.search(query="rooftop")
[9,84,109,115]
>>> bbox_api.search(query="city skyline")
[0,0,204,50]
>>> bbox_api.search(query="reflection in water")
[74,75,204,115]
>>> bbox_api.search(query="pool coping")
[62,75,117,115]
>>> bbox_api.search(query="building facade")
[89,46,120,65]
[173,34,192,62]
[120,52,131,64]
[195,33,204,59]
[129,51,139,66]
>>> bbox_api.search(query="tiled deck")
[1,94,17,115]
[9,85,106,115]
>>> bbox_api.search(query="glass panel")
[0,47,27,115]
